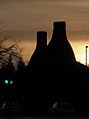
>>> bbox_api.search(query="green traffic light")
[10,80,13,84]
[5,80,8,84]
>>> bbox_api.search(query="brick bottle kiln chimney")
[28,31,47,66]
[47,21,76,63]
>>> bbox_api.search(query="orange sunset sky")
[1,0,89,65]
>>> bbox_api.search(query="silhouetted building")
[47,21,76,64]
[19,21,89,116]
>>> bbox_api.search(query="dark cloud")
[0,0,89,42]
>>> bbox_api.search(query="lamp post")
[86,46,88,66]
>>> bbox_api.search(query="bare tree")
[0,25,25,70]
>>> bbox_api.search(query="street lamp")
[86,46,88,66]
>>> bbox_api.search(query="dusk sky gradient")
[0,0,89,64]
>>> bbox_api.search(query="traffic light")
[4,80,14,85]
[4,80,9,85]
[10,80,13,84]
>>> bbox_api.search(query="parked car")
[49,100,74,114]
[0,101,22,116]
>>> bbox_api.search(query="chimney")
[47,21,76,63]
[51,21,68,43]
[28,31,47,66]
[36,31,47,49]
[53,21,66,31]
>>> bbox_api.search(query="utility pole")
[86,46,88,66]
